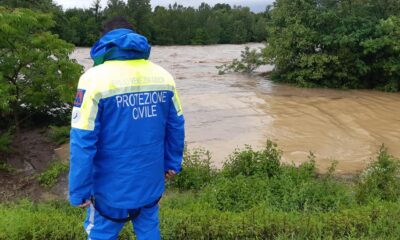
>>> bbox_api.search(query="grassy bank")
[1,141,399,239]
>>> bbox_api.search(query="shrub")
[170,148,217,191]
[37,161,69,189]
[223,141,281,178]
[217,46,266,74]
[201,161,352,213]
[48,125,70,145]
[200,175,270,212]
[356,146,400,203]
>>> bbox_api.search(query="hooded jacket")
[69,29,185,209]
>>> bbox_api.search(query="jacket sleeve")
[164,86,185,173]
[68,76,102,206]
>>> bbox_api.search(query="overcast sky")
[54,0,274,13]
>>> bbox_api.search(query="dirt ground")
[0,128,68,202]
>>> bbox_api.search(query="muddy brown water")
[72,44,400,174]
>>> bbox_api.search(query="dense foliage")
[0,7,82,133]
[264,0,400,91]
[0,0,269,46]
[1,143,400,239]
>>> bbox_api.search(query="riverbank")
[1,142,399,239]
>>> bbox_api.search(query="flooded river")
[72,44,400,173]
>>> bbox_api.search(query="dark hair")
[102,16,134,35]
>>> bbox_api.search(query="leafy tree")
[104,0,127,19]
[361,16,400,91]
[1,0,269,46]
[204,15,222,44]
[90,0,102,22]
[62,8,101,46]
[0,0,57,11]
[262,0,400,91]
[0,7,82,133]
[253,16,267,42]
[127,0,152,38]
[191,28,208,45]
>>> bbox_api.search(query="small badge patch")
[74,89,86,108]
[71,108,81,124]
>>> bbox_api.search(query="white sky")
[54,0,274,13]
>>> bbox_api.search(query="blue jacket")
[69,29,185,209]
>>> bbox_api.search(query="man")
[68,17,185,240]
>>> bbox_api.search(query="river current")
[72,44,400,173]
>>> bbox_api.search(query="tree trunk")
[13,102,20,137]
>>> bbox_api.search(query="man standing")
[68,17,185,240]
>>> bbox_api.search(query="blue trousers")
[84,201,161,240]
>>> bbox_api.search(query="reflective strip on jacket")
[69,59,185,209]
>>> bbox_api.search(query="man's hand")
[165,170,176,180]
[78,200,91,208]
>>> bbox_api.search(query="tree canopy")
[0,0,269,46]
[0,7,82,131]
[264,0,400,91]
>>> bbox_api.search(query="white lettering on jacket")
[116,91,167,120]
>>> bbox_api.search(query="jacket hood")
[90,28,151,66]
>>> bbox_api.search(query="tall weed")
[170,148,217,191]
[356,145,400,203]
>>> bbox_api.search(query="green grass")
[47,125,70,145]
[37,161,69,189]
[1,141,400,239]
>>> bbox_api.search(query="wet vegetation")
[0,0,269,46]
[221,0,400,92]
[1,142,400,239]
[0,7,82,135]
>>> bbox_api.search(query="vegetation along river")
[72,44,400,174]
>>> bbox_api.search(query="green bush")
[263,0,400,91]
[48,125,70,145]
[217,46,266,75]
[200,175,270,212]
[269,168,353,212]
[356,146,400,203]
[223,141,281,178]
[37,161,69,189]
[200,163,352,213]
[170,148,217,191]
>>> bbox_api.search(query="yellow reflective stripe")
[71,60,180,131]
[71,73,99,130]
[94,84,175,101]
[172,87,183,116]
[72,85,176,131]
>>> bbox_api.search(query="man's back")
[68,17,184,240]
[69,59,185,209]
